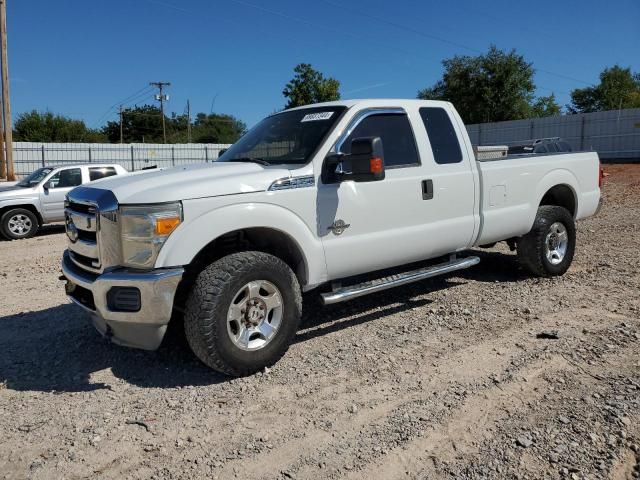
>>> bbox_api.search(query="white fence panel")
[12,142,232,176]
[466,108,640,160]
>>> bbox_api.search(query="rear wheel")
[0,208,39,240]
[184,251,302,376]
[517,206,575,277]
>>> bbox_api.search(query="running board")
[321,256,480,305]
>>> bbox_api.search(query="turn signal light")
[155,217,181,236]
[370,157,383,174]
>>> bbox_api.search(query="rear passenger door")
[414,106,477,253]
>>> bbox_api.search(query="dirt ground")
[1,165,639,480]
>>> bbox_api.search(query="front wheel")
[0,208,39,240]
[184,251,302,376]
[517,205,576,277]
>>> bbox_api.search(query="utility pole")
[186,99,192,143]
[150,81,170,143]
[0,93,4,179]
[119,105,124,143]
[0,0,13,180]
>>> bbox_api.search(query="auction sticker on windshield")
[301,112,334,122]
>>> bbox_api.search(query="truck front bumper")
[61,250,183,350]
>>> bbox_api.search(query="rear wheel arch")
[539,184,577,218]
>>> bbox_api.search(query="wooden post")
[0,0,13,180]
[0,99,4,178]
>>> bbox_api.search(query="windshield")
[218,106,347,165]
[17,167,54,187]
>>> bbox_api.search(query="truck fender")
[155,202,328,288]
[532,168,579,225]
[0,198,41,220]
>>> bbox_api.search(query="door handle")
[422,179,433,200]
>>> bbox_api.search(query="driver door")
[317,110,429,279]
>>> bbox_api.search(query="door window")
[89,167,118,181]
[340,113,419,168]
[48,168,82,189]
[419,108,463,164]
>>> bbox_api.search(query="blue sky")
[8,0,640,129]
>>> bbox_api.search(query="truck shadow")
[0,224,65,241]
[0,252,524,393]
[295,277,460,344]
[456,250,529,283]
[0,304,226,393]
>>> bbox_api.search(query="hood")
[87,162,292,204]
[0,181,18,190]
[0,184,38,201]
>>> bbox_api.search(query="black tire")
[0,208,39,240]
[184,251,302,376]
[517,205,576,277]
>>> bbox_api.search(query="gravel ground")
[1,164,639,480]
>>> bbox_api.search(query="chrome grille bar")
[65,187,120,274]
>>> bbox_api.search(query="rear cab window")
[419,107,463,165]
[89,167,118,181]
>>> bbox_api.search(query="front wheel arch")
[0,207,41,240]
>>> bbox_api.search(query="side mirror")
[43,181,51,191]
[322,136,385,184]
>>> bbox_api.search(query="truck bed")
[474,151,601,246]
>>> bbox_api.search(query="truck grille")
[65,187,120,274]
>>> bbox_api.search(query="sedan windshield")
[16,167,54,187]
[218,106,347,166]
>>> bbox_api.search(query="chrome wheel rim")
[8,214,33,236]
[226,280,283,351]
[545,222,568,265]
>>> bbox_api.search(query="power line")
[317,0,594,87]
[229,0,595,91]
[93,85,155,128]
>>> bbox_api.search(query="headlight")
[120,202,182,268]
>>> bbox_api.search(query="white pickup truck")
[61,99,602,376]
[0,164,127,239]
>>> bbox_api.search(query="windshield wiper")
[228,157,271,166]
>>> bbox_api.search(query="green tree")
[102,105,246,144]
[14,110,106,142]
[418,46,539,123]
[282,63,340,109]
[530,94,562,118]
[568,65,640,113]
[102,105,165,143]
[190,113,246,143]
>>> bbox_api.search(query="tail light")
[598,163,604,188]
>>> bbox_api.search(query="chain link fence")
[11,143,232,177]
[466,108,640,161]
